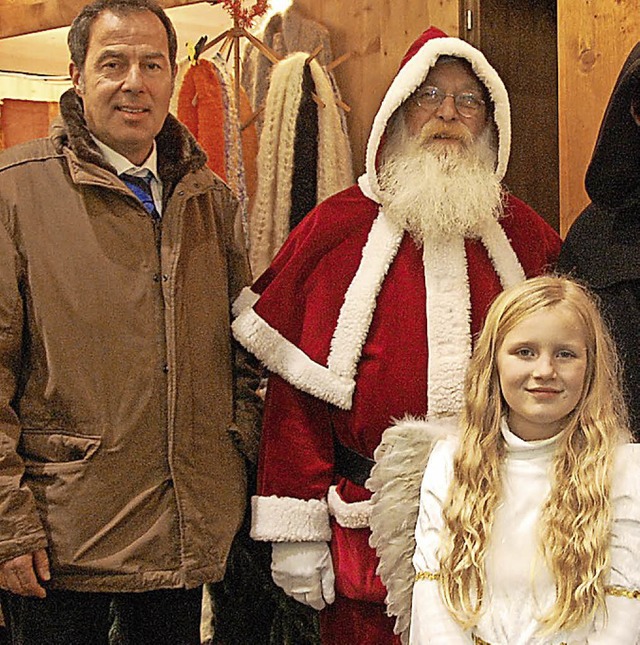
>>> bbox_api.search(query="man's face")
[404,58,488,148]
[70,9,175,166]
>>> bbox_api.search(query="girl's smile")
[496,303,588,441]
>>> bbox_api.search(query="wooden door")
[460,0,559,231]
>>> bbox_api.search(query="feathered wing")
[367,416,458,644]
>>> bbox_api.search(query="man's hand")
[271,541,335,610]
[0,549,50,598]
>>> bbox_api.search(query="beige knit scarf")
[248,51,353,277]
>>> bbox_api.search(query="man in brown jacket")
[0,0,260,642]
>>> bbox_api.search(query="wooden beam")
[0,0,203,39]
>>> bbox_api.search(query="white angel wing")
[366,416,458,644]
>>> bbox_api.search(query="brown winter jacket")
[0,89,261,592]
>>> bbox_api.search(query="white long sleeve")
[410,425,640,644]
[410,577,472,644]
[587,443,640,644]
[411,438,472,644]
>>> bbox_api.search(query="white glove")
[270,541,335,610]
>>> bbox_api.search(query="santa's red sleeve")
[250,374,334,542]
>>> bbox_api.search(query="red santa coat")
[233,189,559,602]
[232,26,561,613]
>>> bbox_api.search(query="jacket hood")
[585,42,640,211]
[358,26,511,203]
[53,88,208,193]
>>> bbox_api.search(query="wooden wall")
[292,0,459,176]
[0,0,202,38]
[470,0,559,230]
[558,0,640,235]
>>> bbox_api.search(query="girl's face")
[496,304,588,441]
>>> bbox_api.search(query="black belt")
[333,439,375,487]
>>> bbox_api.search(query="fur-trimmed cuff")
[327,485,372,529]
[250,494,332,542]
[232,307,355,409]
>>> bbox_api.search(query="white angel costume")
[410,420,640,644]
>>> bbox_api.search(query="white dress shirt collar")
[91,136,159,181]
[91,136,163,215]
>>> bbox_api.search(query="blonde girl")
[410,275,640,643]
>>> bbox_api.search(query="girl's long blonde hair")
[438,275,632,632]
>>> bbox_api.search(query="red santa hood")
[358,26,511,203]
[231,28,558,416]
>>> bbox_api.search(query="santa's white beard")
[377,120,504,243]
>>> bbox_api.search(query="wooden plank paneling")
[475,0,559,230]
[291,0,459,175]
[0,0,202,38]
[558,0,640,235]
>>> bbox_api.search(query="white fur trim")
[232,285,260,318]
[357,173,378,203]
[233,217,524,416]
[250,494,332,542]
[480,218,526,288]
[367,416,459,643]
[365,37,511,202]
[232,308,354,409]
[327,485,372,529]
[232,211,403,409]
[423,236,472,418]
[328,211,404,380]
[421,223,525,419]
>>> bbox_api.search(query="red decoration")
[219,0,269,30]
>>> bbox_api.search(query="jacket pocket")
[20,429,101,473]
[19,430,103,570]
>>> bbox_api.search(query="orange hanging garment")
[177,59,227,181]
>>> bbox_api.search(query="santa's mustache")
[418,121,474,146]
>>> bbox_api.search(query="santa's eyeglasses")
[411,86,485,118]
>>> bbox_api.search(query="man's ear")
[70,61,84,96]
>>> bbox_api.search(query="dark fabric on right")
[208,462,321,645]
[558,41,640,438]
[584,42,640,212]
[0,590,110,645]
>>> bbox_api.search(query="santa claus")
[232,26,561,644]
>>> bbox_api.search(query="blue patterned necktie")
[120,171,161,221]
